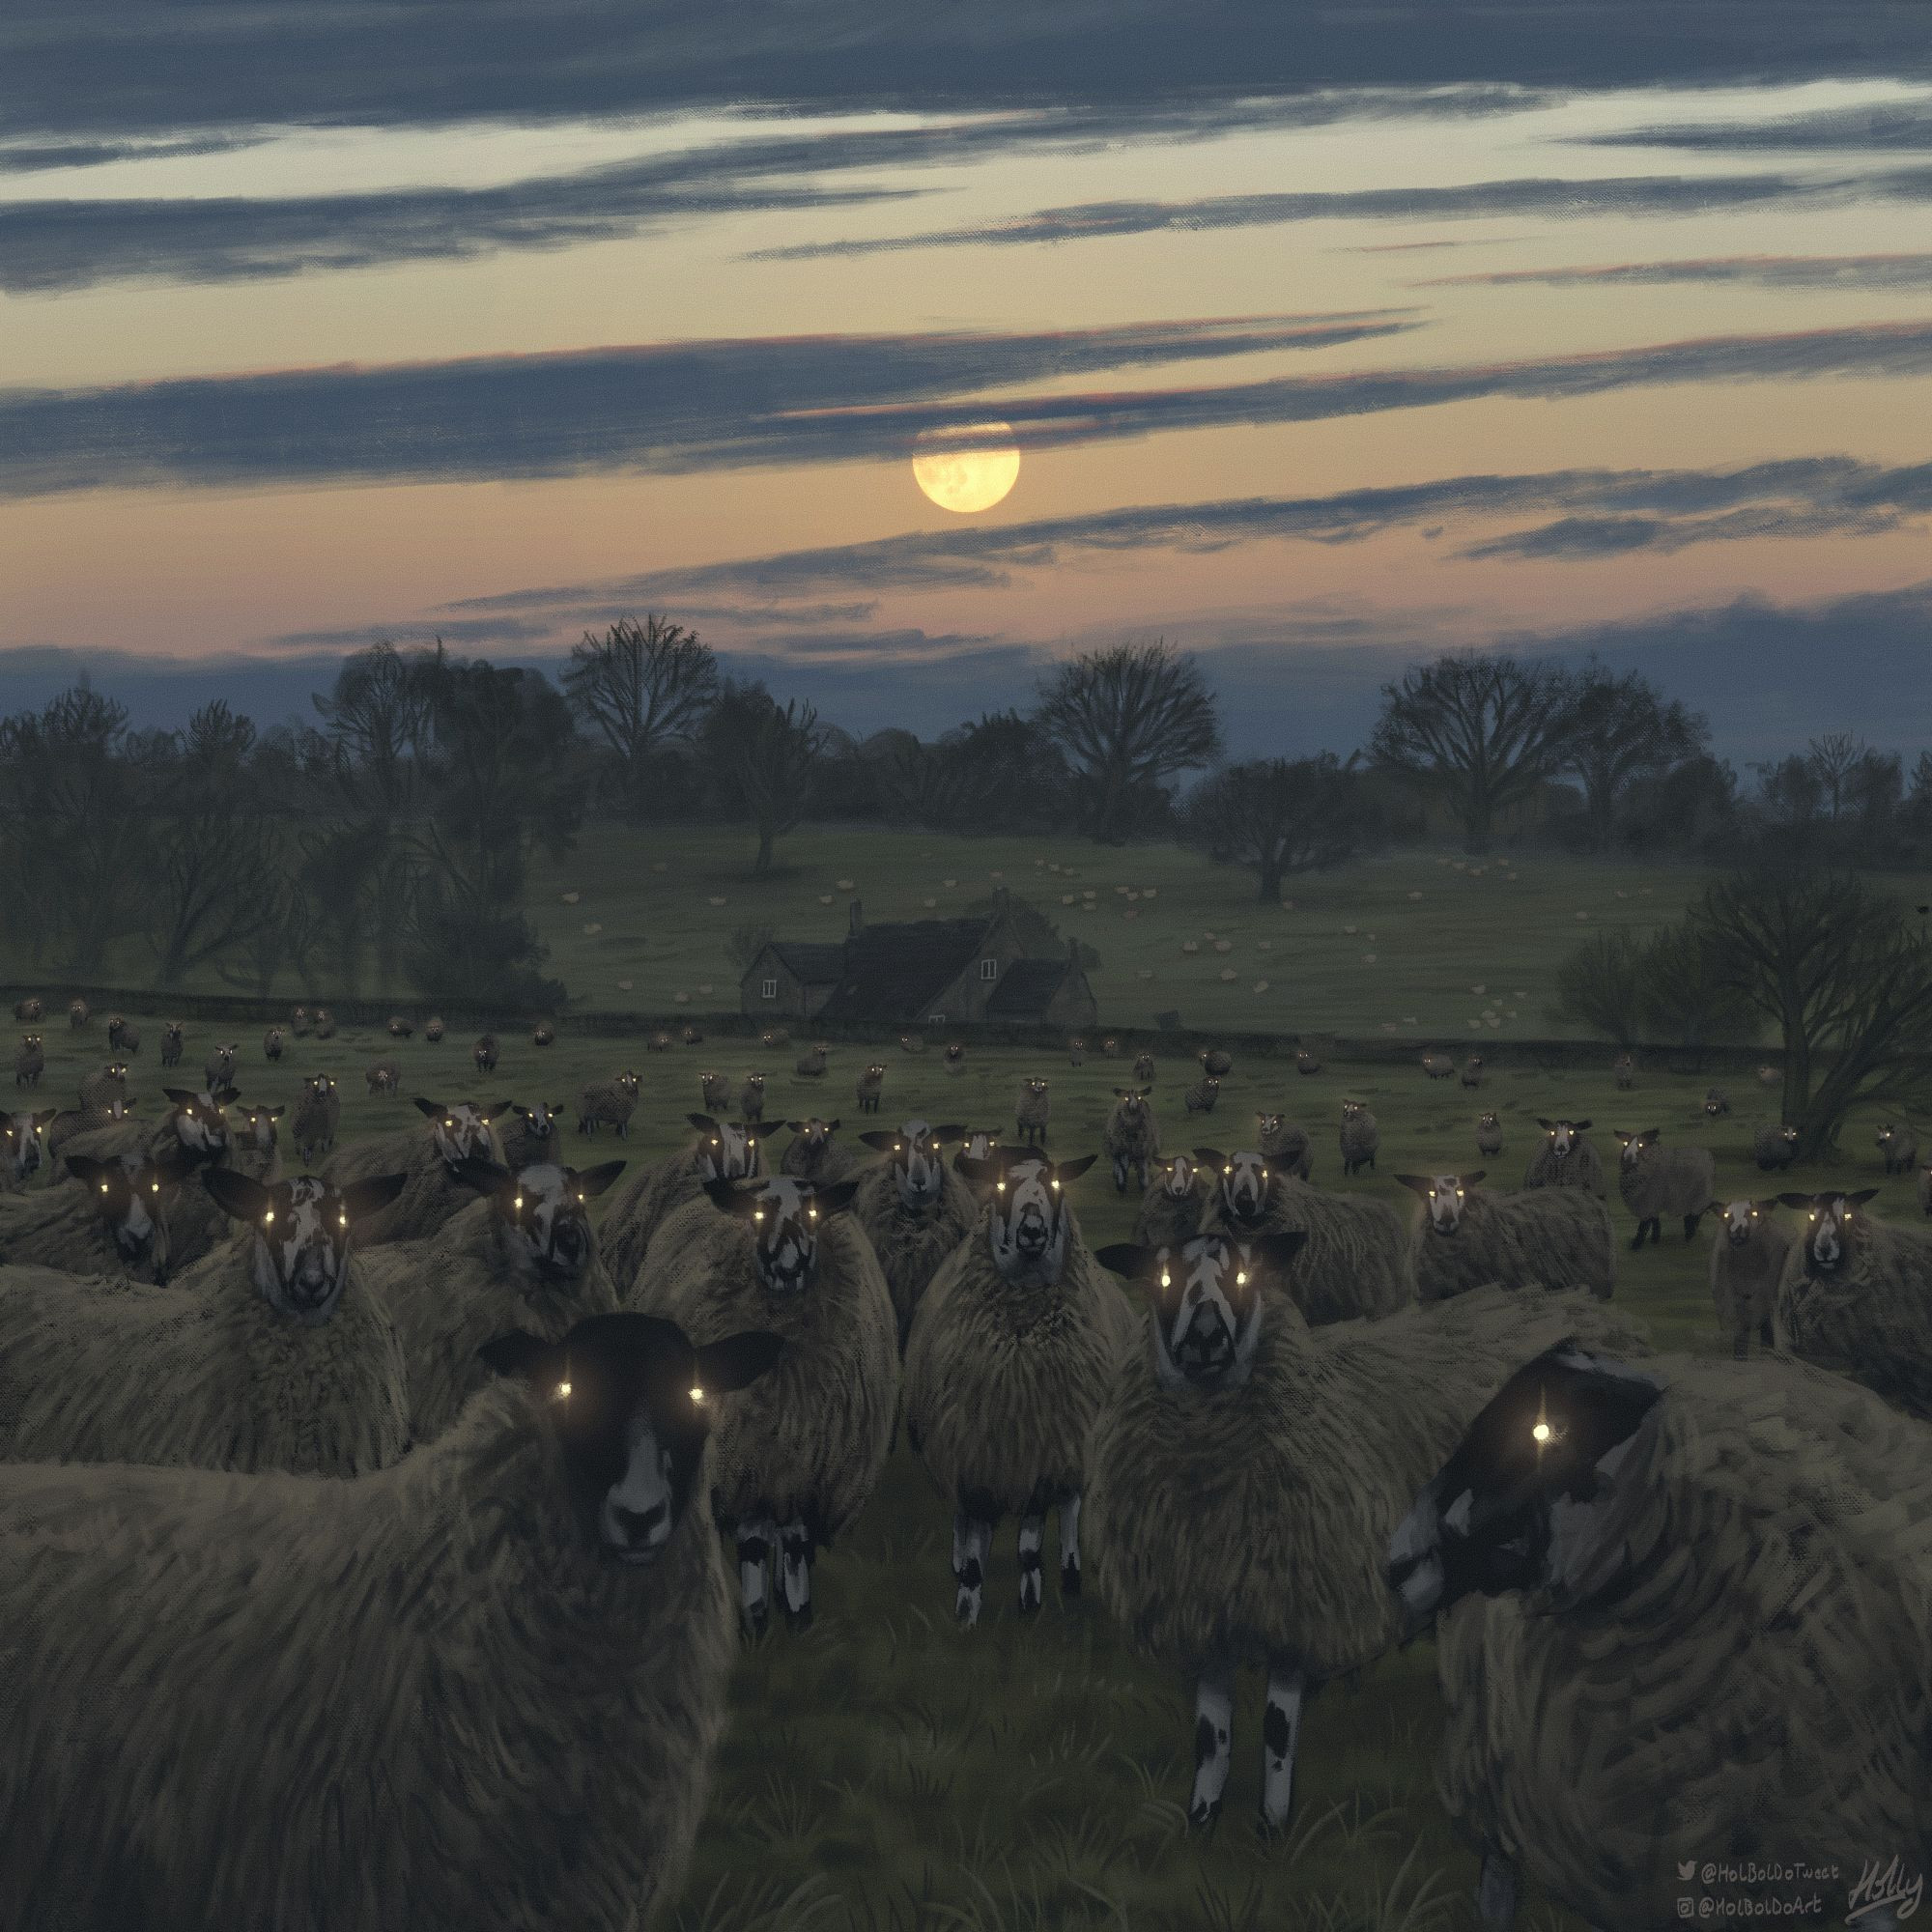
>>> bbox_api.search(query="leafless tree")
[1559,659,1709,851]
[564,615,718,811]
[1185,753,1370,902]
[704,682,828,874]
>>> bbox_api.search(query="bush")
[1548,929,1646,1043]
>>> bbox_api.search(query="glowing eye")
[1532,1421,1551,1444]
[1236,1271,1246,1284]
[264,1210,274,1224]
[1810,1212,1817,1220]
[809,1208,818,1218]
[996,1181,1006,1192]
[690,1386,705,1404]
[1750,1209,1758,1217]
[339,1213,348,1227]
[557,1381,571,1399]
[710,1138,719,1146]
[1051,1179,1061,1190]
[1457,1189,1463,1197]
[577,1192,584,1203]
[99,1181,108,1193]
[514,1196,524,1209]
[753,1210,764,1221]
[151,1181,158,1193]
[1160,1273,1171,1287]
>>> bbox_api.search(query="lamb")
[67,997,88,1030]
[290,1005,310,1037]
[473,1032,498,1073]
[1754,1121,1799,1170]
[578,1070,641,1137]
[599,1115,764,1297]
[1132,1050,1155,1086]
[1091,1242,1646,1835]
[0,1148,186,1282]
[1295,1049,1321,1076]
[1396,1171,1615,1303]
[1612,1050,1634,1091]
[1460,1054,1484,1090]
[1611,1126,1716,1248]
[0,1168,410,1476]
[739,1072,766,1125]
[1475,1112,1504,1157]
[794,1042,828,1078]
[365,1056,401,1097]
[12,995,42,1021]
[1707,1197,1795,1358]
[0,1310,784,1932]
[1339,1098,1379,1176]
[903,1149,1137,1624]
[1199,1148,1414,1324]
[320,1097,508,1247]
[1131,1152,1208,1249]
[1015,1075,1051,1146]
[855,1061,886,1114]
[1182,1074,1220,1118]
[204,1041,239,1089]
[292,1072,341,1162]
[851,1119,976,1348]
[312,1006,336,1038]
[1520,1117,1605,1198]
[1421,1051,1456,1080]
[943,1040,966,1076]
[532,1020,556,1047]
[1201,1047,1234,1078]
[897,1031,925,1056]
[632,1175,893,1635]
[1103,1087,1159,1193]
[1774,1187,1932,1419]
[425,1015,445,1042]
[1386,1344,1932,1932]
[262,1025,284,1062]
[1703,1085,1730,1117]
[1878,1121,1918,1175]
[760,1026,791,1051]
[386,1012,414,1038]
[0,1109,54,1189]
[14,1033,43,1087]
[357,1155,629,1442]
[1067,1036,1086,1067]
[160,1020,184,1065]
[781,1117,861,1183]
[76,1058,129,1112]
[1256,1110,1312,1179]
[699,1069,733,1114]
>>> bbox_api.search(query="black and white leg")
[1016,1512,1046,1614]
[779,1518,814,1632]
[953,1515,992,1625]
[1187,1660,1236,1831]
[1258,1665,1304,1834]
[1476,1849,1518,1929]
[736,1515,777,1638]
[1058,1492,1082,1597]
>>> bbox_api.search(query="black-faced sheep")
[11,996,42,1022]
[76,1059,129,1113]
[648,1030,674,1054]
[262,1025,284,1063]
[781,1117,861,1184]
[292,1072,341,1163]
[1067,1036,1086,1067]
[160,1020,185,1065]
[760,1026,791,1051]
[1520,1118,1605,1198]
[599,1115,764,1297]
[794,1043,828,1078]
[1753,1121,1799,1170]
[365,1057,400,1097]
[682,1023,703,1045]
[1103,1087,1159,1193]
[1339,1098,1379,1176]
[1295,1049,1321,1076]
[67,997,88,1030]
[1201,1048,1234,1078]
[944,1040,966,1076]
[699,1069,733,1115]
[1421,1051,1455,1081]
[498,1099,564,1171]
[1610,1126,1715,1248]
[386,1013,413,1039]
[1013,1076,1051,1147]
[1612,1050,1634,1091]
[851,1119,975,1349]
[1132,1050,1155,1086]
[738,1072,766,1124]
[1182,1074,1221,1118]
[1475,1112,1504,1157]
[897,1031,925,1057]
[1460,1054,1485,1089]
[1878,1121,1918,1175]
[204,1041,239,1089]
[1703,1086,1730,1118]
[320,1096,508,1246]
[425,1015,445,1042]
[1255,1111,1312,1179]
[1396,1172,1616,1303]
[0,1147,187,1282]
[1707,1196,1794,1358]
[473,1032,498,1073]
[14,1034,43,1088]
[855,1062,886,1113]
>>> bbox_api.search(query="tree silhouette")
[563,615,718,815]
[1185,754,1370,902]
[703,681,828,874]
[1559,660,1708,851]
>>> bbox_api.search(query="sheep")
[781,1117,862,1184]
[1339,1098,1379,1176]
[1460,1054,1484,1090]
[1707,1196,1795,1358]
[1067,1036,1086,1067]
[699,1069,733,1114]
[0,1168,410,1476]
[76,1058,129,1112]
[897,1031,925,1057]
[1201,1047,1234,1078]
[1757,1061,1781,1087]
[943,1040,966,1076]
[1754,1121,1800,1170]
[387,1013,414,1038]
[1475,1111,1504,1157]
[633,1174,893,1635]
[67,997,89,1030]
[1612,1050,1634,1091]
[109,1021,139,1062]
[44,1088,134,1179]
[262,1025,284,1062]
[1182,1073,1221,1118]
[1093,1035,1116,1058]
[358,1155,630,1443]
[1092,1243,1646,1835]
[794,1042,828,1078]
[851,1120,976,1348]
[1703,1085,1730,1117]
[292,1072,341,1163]
[579,1070,641,1137]
[1103,1087,1159,1193]
[14,1033,43,1088]
[533,1020,556,1047]
[0,1309,784,1932]
[648,1030,674,1054]
[365,1056,401,1097]
[1295,1049,1321,1076]
[1199,1148,1414,1324]
[12,995,43,1021]
[233,1102,284,1167]
[1132,1050,1155,1086]
[1131,1152,1208,1249]
[0,1148,187,1282]
[0,1109,55,1190]
[312,1006,335,1039]
[682,1023,703,1045]
[760,1026,791,1051]
[290,1004,311,1037]
[319,1096,508,1247]
[1256,1111,1312,1179]
[739,1072,766,1125]
[855,1061,886,1114]
[1396,1172,1616,1303]
[1520,1117,1606,1198]
[1611,1126,1716,1249]
[204,1041,239,1089]
[424,1015,445,1043]
[160,1020,184,1065]
[1878,1121,1918,1175]
[103,1011,130,1048]
[600,1115,765,1298]
[1775,1187,1932,1419]
[903,1149,1136,1624]
[473,1032,498,1073]
[1386,1344,1932,1932]
[1421,1051,1456,1080]
[1016,1075,1051,1147]
[951,1129,1005,1204]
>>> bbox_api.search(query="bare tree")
[1034,641,1222,842]
[1805,732,1863,822]
[704,682,828,874]
[1559,659,1709,851]
[1548,929,1647,1046]
[563,615,717,812]
[1636,922,1755,1068]
[1369,654,1576,854]
[1185,754,1370,902]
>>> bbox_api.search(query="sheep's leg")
[736,1517,776,1640]
[1186,1661,1236,1831]
[1628,1225,1646,1252]
[1475,1849,1518,1929]
[778,1518,814,1634]
[1758,1313,1774,1349]
[1682,1212,1700,1240]
[953,1515,992,1626]
[1016,1513,1046,1614]
[1058,1492,1082,1597]
[1257,1665,1304,1835]
[1112,1154,1128,1194]
[1733,1328,1750,1360]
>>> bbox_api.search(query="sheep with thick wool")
[0,1149,186,1282]
[1103,1087,1159,1192]
[497,1099,564,1171]
[1878,1121,1918,1175]
[631,1174,895,1636]
[1520,1117,1606,1198]
[1339,1098,1378,1175]
[0,1310,784,1932]
[600,1114,765,1297]
[320,1097,506,1247]
[1090,1239,1649,1836]
[902,1149,1138,1625]
[781,1116,862,1183]
[1256,1111,1313,1179]
[1387,1345,1932,1932]
[1397,1172,1616,1303]
[292,1073,341,1162]
[1753,1121,1799,1171]
[0,1168,409,1476]
[1132,1152,1208,1249]
[850,1119,976,1349]
[1707,1197,1795,1359]
[577,1071,640,1138]
[1611,1126,1715,1248]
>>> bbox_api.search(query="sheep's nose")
[611,1500,668,1548]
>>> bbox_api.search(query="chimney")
[848,897,864,936]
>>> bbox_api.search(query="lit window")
[980,957,997,981]
[760,979,778,1000]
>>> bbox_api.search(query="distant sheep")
[794,1043,828,1078]
[1460,1055,1484,1090]
[365,1056,401,1097]
[1421,1052,1455,1081]
[160,1021,185,1066]
[68,998,89,1031]
[1015,1076,1050,1147]
[262,1025,284,1062]
[578,1070,641,1137]
[1703,1086,1730,1118]
[943,1041,966,1076]
[1520,1118,1605,1198]
[1397,1171,1615,1303]
[312,1007,336,1039]
[760,1026,791,1050]
[204,1042,239,1089]
[738,1072,766,1124]
[897,1032,926,1056]
[12,997,43,1022]
[290,1005,311,1037]
[1067,1036,1086,1066]
[1339,1099,1379,1176]
[1612,1051,1634,1091]
[292,1072,341,1163]
[532,1020,555,1048]
[1708,1197,1794,1358]
[699,1069,733,1114]
[647,1030,674,1054]
[424,1015,445,1043]
[14,1034,43,1088]
[1255,1111,1312,1179]
[855,1062,886,1114]
[1132,1050,1155,1086]
[1757,1062,1780,1088]
[1103,1089,1159,1193]
[1200,1047,1234,1078]
[473,1033,498,1074]
[102,1012,128,1048]
[497,1100,564,1172]
[1295,1049,1321,1076]
[1754,1122,1799,1171]
[682,1023,703,1045]
[1182,1074,1220,1119]
[1878,1121,1918,1175]
[1099,1036,1122,1059]
[1475,1112,1504,1157]
[386,1013,414,1039]
[1611,1127,1716,1248]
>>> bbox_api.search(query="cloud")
[0,130,273,173]
[1417,252,1932,291]
[1579,99,1932,152]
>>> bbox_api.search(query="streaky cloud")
[1417,252,1932,291]
[0,129,273,173]
[1579,98,1932,152]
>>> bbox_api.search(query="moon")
[912,422,1020,513]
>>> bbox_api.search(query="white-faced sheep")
[632,1175,894,1635]
[1612,1050,1634,1091]
[1460,1054,1485,1089]
[1104,1087,1159,1193]
[1396,1172,1616,1303]
[1295,1049,1321,1077]
[1182,1074,1221,1118]
[600,1115,765,1297]
[851,1119,975,1349]
[794,1042,828,1078]
[1757,1061,1780,1088]
[1386,1344,1932,1932]
[903,1150,1137,1625]
[0,1148,187,1282]
[1091,1243,1647,1834]
[67,997,88,1030]
[578,1071,641,1137]
[1611,1126,1716,1249]
[781,1117,861,1184]
[1339,1098,1379,1176]
[292,1073,341,1163]
[1131,1152,1208,1249]
[1703,1086,1730,1118]
[204,1041,239,1089]
[1753,1121,1800,1170]
[1707,1196,1795,1359]
[1775,1187,1932,1419]
[1015,1076,1050,1146]
[473,1032,498,1073]
[497,1099,564,1171]
[1255,1111,1312,1179]
[160,1020,185,1066]
[14,1034,43,1087]
[1199,1148,1414,1324]
[739,1073,766,1124]
[1132,1050,1155,1086]
[365,1056,400,1097]
[0,1169,410,1476]
[262,1025,284,1062]
[320,1096,508,1247]
[855,1062,886,1114]
[0,1109,54,1190]
[1520,1118,1605,1198]
[312,1006,335,1039]
[1475,1112,1504,1157]
[424,1015,445,1042]
[1878,1121,1918,1175]
[357,1155,629,1443]
[0,1311,783,1932]
[699,1069,733,1114]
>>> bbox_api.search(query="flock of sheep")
[2,995,1930,1931]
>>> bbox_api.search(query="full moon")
[912,422,1021,513]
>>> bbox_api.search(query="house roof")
[765,941,846,983]
[816,918,988,1022]
[983,956,1074,1017]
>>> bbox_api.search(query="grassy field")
[13,997,1919,1932]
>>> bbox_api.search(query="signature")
[1849,1857,1923,1923]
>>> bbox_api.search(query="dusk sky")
[7,1,1932,759]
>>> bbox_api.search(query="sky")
[6,1,1932,763]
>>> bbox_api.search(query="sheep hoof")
[740,1605,771,1643]
[1060,1560,1081,1597]
[784,1602,814,1635]
[1254,1811,1289,1843]
[1186,1798,1221,1833]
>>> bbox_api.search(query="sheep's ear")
[687,1112,718,1133]
[65,1152,107,1184]
[813,1178,863,1217]
[1094,1241,1153,1280]
[1391,1174,1435,1195]
[32,1108,57,1127]
[702,1176,762,1216]
[1572,1119,1592,1132]
[1706,1200,1725,1217]
[162,1086,197,1106]
[824,1118,841,1132]
[1248,1230,1308,1274]
[1775,1192,1812,1209]
[342,1172,409,1219]
[1114,1087,1129,1097]
[574,1160,626,1197]
[857,1129,897,1151]
[487,1100,514,1119]
[782,1120,806,1132]
[1849,1187,1880,1205]
[1754,1198,1781,1214]
[1535,1117,1553,1129]
[412,1097,440,1117]
[204,1166,270,1222]
[453,1154,515,1194]
[1053,1152,1097,1182]
[1462,1171,1486,1188]
[1640,1128,1660,1143]
[477,1330,556,1383]
[954,1152,1000,1183]
[267,1104,285,1119]
[696,1330,785,1393]
[1193,1147,1224,1167]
